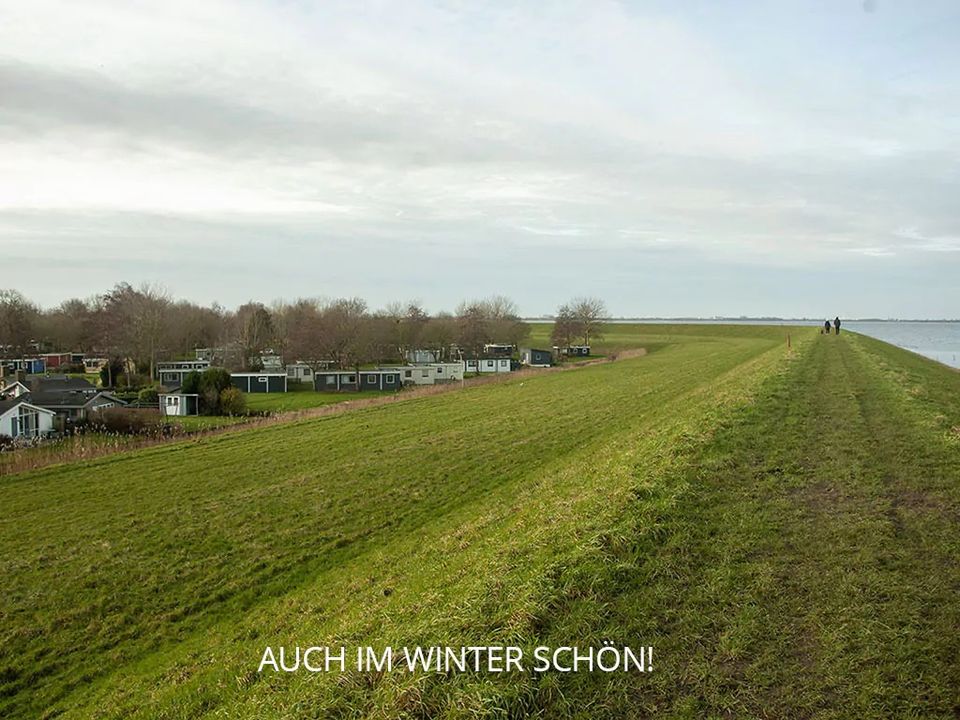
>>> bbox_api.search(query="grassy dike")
[3,325,959,718]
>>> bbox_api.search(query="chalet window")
[367,375,377,384]
[325,376,336,385]
[385,375,395,384]
[421,370,429,377]
[258,377,267,383]
[437,367,443,373]
[405,370,412,378]
[347,375,356,383]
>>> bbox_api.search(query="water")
[605,319,960,369]
[843,321,960,369]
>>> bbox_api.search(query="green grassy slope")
[2,325,958,718]
[242,389,392,413]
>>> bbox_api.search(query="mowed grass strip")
[531,332,960,718]
[0,326,788,718]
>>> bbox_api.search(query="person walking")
[824,320,832,335]
[834,316,841,335]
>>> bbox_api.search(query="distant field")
[3,324,960,718]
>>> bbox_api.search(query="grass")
[242,389,395,413]
[2,324,959,718]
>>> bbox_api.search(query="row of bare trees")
[1,285,607,377]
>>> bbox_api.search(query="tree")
[166,301,223,358]
[360,312,402,366]
[233,302,275,370]
[482,295,529,347]
[277,298,326,367]
[322,298,368,368]
[198,368,233,415]
[551,303,579,348]
[97,283,171,385]
[420,312,458,360]
[455,301,490,357]
[218,386,246,416]
[41,297,96,352]
[0,289,39,356]
[571,297,608,346]
[99,358,125,388]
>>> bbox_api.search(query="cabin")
[27,377,126,423]
[555,345,591,357]
[386,362,464,385]
[314,369,402,392]
[158,392,200,416]
[464,357,513,374]
[391,365,437,386]
[286,362,314,384]
[230,373,288,393]
[0,397,56,439]
[40,352,72,369]
[2,358,45,374]
[157,361,211,388]
[259,353,284,371]
[83,357,108,372]
[406,349,438,364]
[483,343,514,357]
[520,348,553,367]
[0,380,30,399]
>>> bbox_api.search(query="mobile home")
[520,348,553,367]
[314,369,402,392]
[464,357,512,374]
[230,373,288,393]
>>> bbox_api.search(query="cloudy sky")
[1,1,958,317]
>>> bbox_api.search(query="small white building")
[406,349,438,364]
[83,357,108,372]
[464,358,512,374]
[286,362,314,384]
[0,380,30,398]
[0,398,56,438]
[159,393,200,416]
[383,362,465,386]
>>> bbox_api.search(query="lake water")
[841,321,960,369]
[606,319,960,369]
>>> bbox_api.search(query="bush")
[219,386,247,416]
[88,408,165,435]
[198,368,233,415]
[138,387,160,405]
[181,370,202,394]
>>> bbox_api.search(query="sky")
[1,0,958,318]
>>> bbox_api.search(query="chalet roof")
[0,396,56,416]
[31,375,97,392]
[27,388,126,410]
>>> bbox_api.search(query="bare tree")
[571,297,608,346]
[234,302,275,370]
[0,289,39,357]
[455,301,491,357]
[550,302,579,347]
[482,295,529,347]
[322,298,368,368]
[420,312,457,360]
[42,297,98,353]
